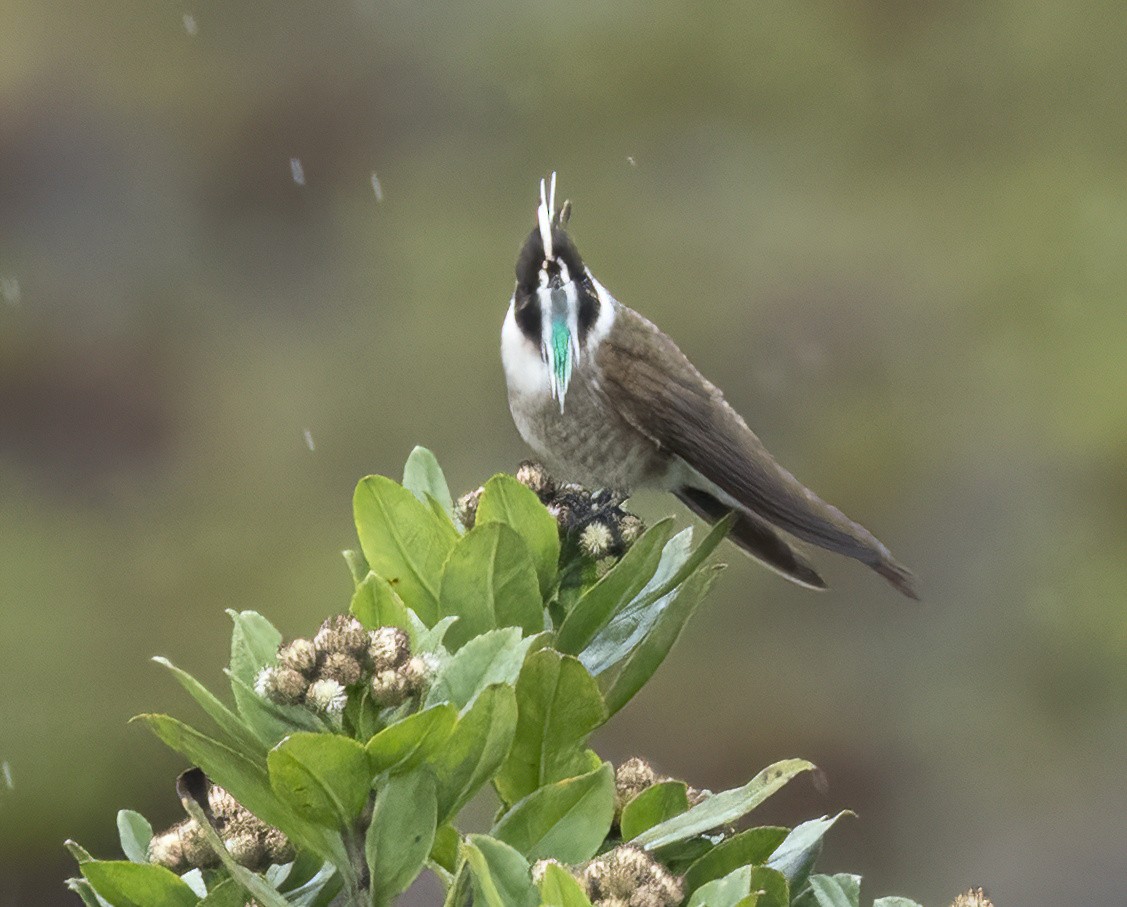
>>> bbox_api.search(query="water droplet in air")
[290,158,305,186]
[1,277,19,306]
[182,13,198,36]
[370,172,384,202]
[303,429,315,451]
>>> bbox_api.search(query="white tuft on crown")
[537,172,557,261]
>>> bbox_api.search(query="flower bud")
[225,828,265,869]
[256,666,308,706]
[263,826,295,864]
[278,638,318,676]
[580,845,682,907]
[615,757,658,815]
[580,522,614,559]
[320,652,363,687]
[369,627,410,672]
[516,461,556,498]
[618,514,645,546]
[952,889,994,907]
[147,825,187,871]
[455,487,483,529]
[314,615,368,659]
[370,669,411,708]
[306,678,348,715]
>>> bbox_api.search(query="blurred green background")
[2,1,1126,904]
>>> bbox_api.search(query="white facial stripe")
[586,268,618,346]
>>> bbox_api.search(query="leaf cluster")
[67,448,923,907]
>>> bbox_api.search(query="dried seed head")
[147,825,187,871]
[516,461,556,498]
[278,638,318,676]
[455,487,483,529]
[320,652,363,687]
[314,615,369,659]
[207,785,243,824]
[369,626,411,672]
[531,858,562,885]
[370,669,411,708]
[615,757,658,815]
[580,521,614,559]
[178,819,220,869]
[580,845,682,906]
[263,826,296,864]
[257,666,308,706]
[225,829,265,869]
[618,514,645,546]
[401,655,429,693]
[306,678,348,715]
[952,889,994,907]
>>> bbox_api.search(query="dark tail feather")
[872,557,920,601]
[677,487,827,591]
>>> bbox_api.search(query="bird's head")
[513,173,604,411]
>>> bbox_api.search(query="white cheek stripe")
[586,269,618,346]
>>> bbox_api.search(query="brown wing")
[596,306,918,598]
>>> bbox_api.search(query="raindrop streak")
[290,158,306,186]
[303,429,316,452]
[1,277,19,306]
[1,761,12,791]
[182,13,198,36]
[370,172,384,202]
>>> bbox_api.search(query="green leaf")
[633,759,815,850]
[80,861,200,907]
[476,474,560,598]
[366,769,438,906]
[134,714,346,867]
[463,834,539,907]
[682,827,789,894]
[65,839,95,864]
[343,548,370,587]
[766,812,851,893]
[581,515,732,677]
[798,874,862,907]
[115,810,152,864]
[366,703,458,775]
[431,685,518,823]
[688,865,789,907]
[227,610,304,745]
[152,657,264,755]
[354,474,458,623]
[199,877,250,907]
[537,861,594,907]
[437,523,544,650]
[555,518,674,654]
[403,446,455,518]
[350,572,412,633]
[64,878,108,907]
[228,609,282,687]
[430,823,460,875]
[603,564,723,716]
[268,733,371,827]
[492,762,614,863]
[495,650,607,805]
[226,669,322,746]
[620,781,689,842]
[425,627,534,711]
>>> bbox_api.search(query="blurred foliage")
[1,1,1126,905]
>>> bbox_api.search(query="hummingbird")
[501,174,918,599]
